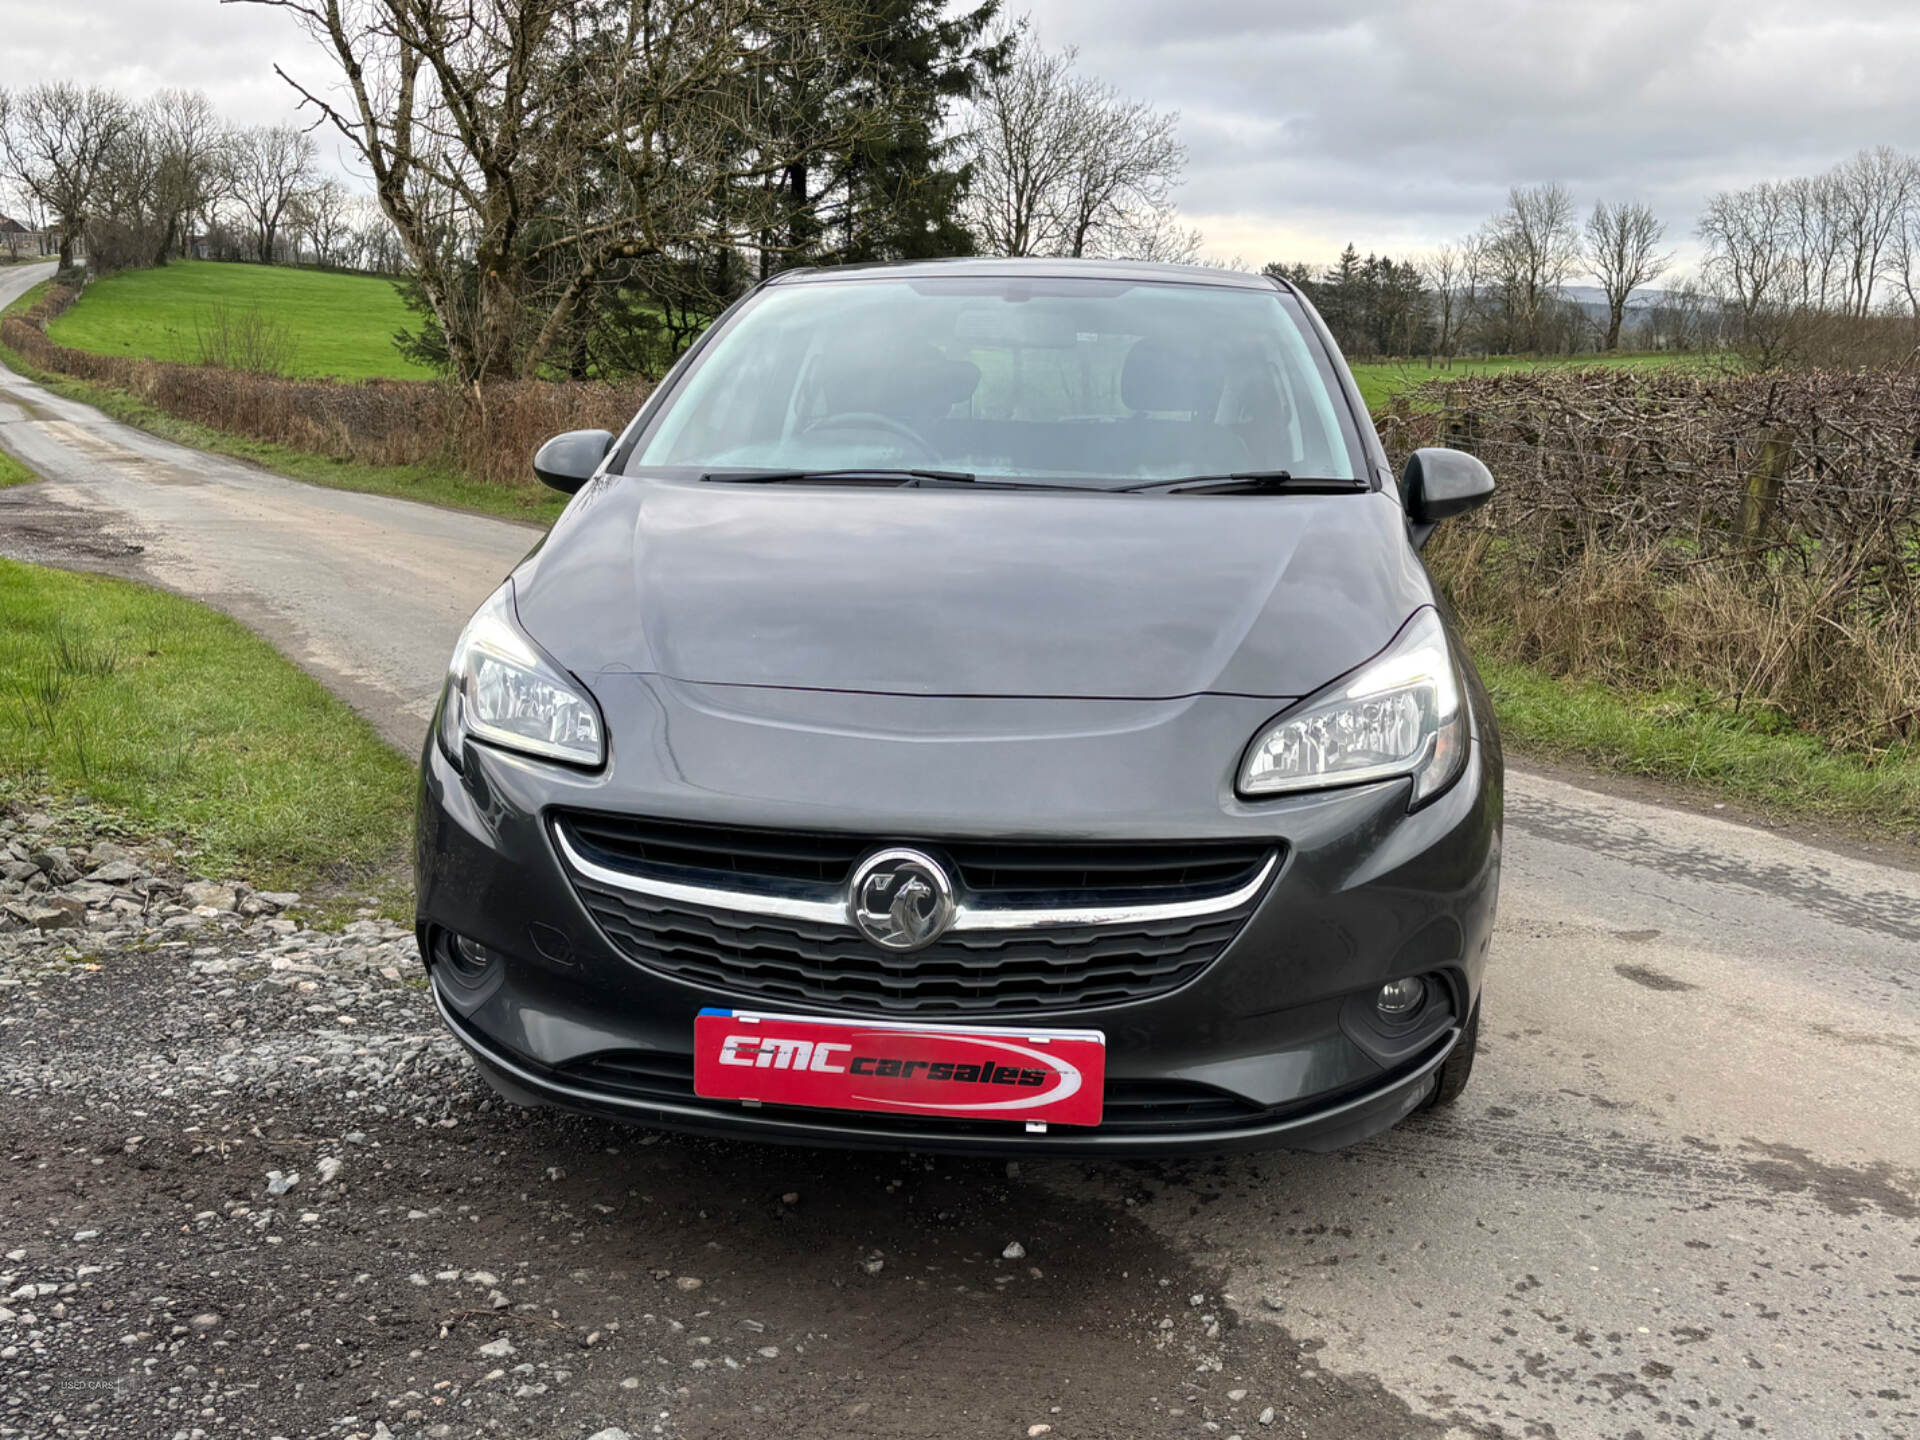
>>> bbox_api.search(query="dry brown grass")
[1386,368,1920,751]
[2,286,649,490]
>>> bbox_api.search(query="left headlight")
[439,582,604,767]
[1238,606,1466,805]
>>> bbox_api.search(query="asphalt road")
[2,258,1916,1439]
[0,261,533,751]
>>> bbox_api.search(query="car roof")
[766,256,1287,293]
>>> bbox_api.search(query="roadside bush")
[1382,369,1920,751]
[192,301,301,376]
[1,285,648,489]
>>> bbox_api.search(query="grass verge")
[0,447,36,487]
[44,259,435,380]
[3,278,49,320]
[1480,656,1920,841]
[0,557,416,891]
[0,280,45,489]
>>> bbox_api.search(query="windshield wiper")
[700,467,979,486]
[1123,470,1368,495]
[698,467,1099,493]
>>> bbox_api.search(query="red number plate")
[694,1010,1106,1127]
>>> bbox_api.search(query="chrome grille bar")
[553,827,1276,934]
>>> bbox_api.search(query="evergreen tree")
[763,0,1009,271]
[1265,247,1435,359]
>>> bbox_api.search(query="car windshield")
[628,274,1361,486]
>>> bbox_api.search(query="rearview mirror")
[1401,447,1494,547]
[532,429,615,494]
[951,304,1079,348]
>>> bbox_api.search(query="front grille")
[574,881,1254,1014]
[557,1050,1272,1134]
[556,811,1271,903]
[560,812,864,886]
[553,812,1276,1017]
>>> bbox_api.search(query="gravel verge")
[0,795,1442,1440]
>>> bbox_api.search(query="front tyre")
[1424,1002,1479,1109]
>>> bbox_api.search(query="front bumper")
[433,976,1459,1154]
[415,684,1501,1156]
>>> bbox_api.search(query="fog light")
[1376,976,1426,1017]
[447,933,499,981]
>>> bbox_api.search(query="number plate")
[694,1010,1106,1127]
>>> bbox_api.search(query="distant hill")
[1560,284,1675,321]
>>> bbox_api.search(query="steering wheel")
[799,411,938,460]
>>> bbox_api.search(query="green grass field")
[0,558,415,889]
[1349,351,1713,411]
[44,260,434,380]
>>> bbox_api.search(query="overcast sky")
[6,0,1920,277]
[1025,0,1920,271]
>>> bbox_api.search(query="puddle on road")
[0,486,149,569]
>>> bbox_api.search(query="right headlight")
[1237,606,1466,805]
[439,582,605,767]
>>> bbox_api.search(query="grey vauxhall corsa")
[416,258,1502,1153]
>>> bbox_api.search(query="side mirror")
[1401,447,1494,547]
[532,429,615,494]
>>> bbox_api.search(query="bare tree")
[0,122,28,259]
[963,33,1193,261]
[1422,239,1481,361]
[1699,183,1789,319]
[1700,148,1920,366]
[0,83,135,268]
[1891,196,1920,345]
[342,193,406,273]
[0,88,12,250]
[1632,275,1707,351]
[1698,179,1802,366]
[962,40,1077,257]
[1829,145,1916,319]
[148,90,231,263]
[1780,171,1843,311]
[1585,200,1672,351]
[1483,183,1580,353]
[88,103,170,271]
[1121,207,1204,265]
[1054,70,1188,258]
[291,175,352,265]
[228,123,316,263]
[235,0,901,383]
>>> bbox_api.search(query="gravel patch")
[0,795,1440,1440]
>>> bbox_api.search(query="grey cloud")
[7,0,1920,265]
[0,1,365,180]
[1026,0,1920,262]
